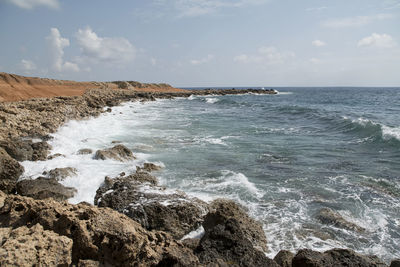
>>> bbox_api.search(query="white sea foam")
[382,125,400,141]
[205,97,219,103]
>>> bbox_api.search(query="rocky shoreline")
[0,86,399,266]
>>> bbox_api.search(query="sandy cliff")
[0,72,185,102]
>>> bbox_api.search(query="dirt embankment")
[0,72,186,102]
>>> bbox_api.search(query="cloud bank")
[7,0,59,9]
[46,28,79,72]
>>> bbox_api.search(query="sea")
[21,87,400,263]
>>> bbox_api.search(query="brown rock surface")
[292,248,387,267]
[274,250,295,267]
[204,199,268,253]
[316,208,365,233]
[45,167,78,181]
[94,173,208,239]
[0,147,24,193]
[16,177,77,201]
[0,224,73,266]
[94,144,136,161]
[0,193,199,266]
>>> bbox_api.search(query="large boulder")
[0,224,73,266]
[0,193,199,266]
[94,173,208,239]
[0,147,24,193]
[274,250,294,267]
[203,199,268,253]
[0,138,34,161]
[316,208,365,233]
[94,144,136,161]
[191,199,275,266]
[16,177,77,201]
[292,248,387,267]
[194,218,278,267]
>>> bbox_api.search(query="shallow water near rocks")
[22,87,400,262]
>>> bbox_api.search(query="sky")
[0,0,399,87]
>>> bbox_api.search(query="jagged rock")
[0,147,24,193]
[0,193,199,266]
[291,248,387,267]
[274,250,294,267]
[77,259,101,267]
[195,218,279,267]
[94,173,208,239]
[0,138,33,161]
[0,224,73,266]
[203,199,268,253]
[93,144,136,161]
[137,162,162,172]
[31,141,52,161]
[77,148,93,155]
[16,177,77,201]
[391,259,400,267]
[316,208,365,232]
[47,153,65,160]
[44,167,78,181]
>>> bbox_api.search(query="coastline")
[0,76,397,266]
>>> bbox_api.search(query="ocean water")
[21,87,400,262]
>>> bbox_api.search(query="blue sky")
[0,0,399,86]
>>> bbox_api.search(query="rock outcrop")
[137,162,163,172]
[292,248,387,267]
[0,192,199,266]
[43,167,78,181]
[274,250,294,267]
[94,144,136,161]
[94,172,208,239]
[0,224,73,266]
[16,177,77,201]
[0,148,24,193]
[316,208,365,232]
[189,199,275,266]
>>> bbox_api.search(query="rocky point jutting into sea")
[0,73,398,266]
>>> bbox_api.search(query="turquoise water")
[22,87,400,262]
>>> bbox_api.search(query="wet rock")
[94,173,208,239]
[44,167,77,181]
[77,148,93,155]
[203,199,268,252]
[316,208,365,232]
[274,250,294,267]
[94,144,136,161]
[0,138,33,161]
[0,224,73,266]
[77,259,101,267]
[391,259,400,267]
[0,148,24,193]
[192,199,275,266]
[16,177,77,201]
[195,218,278,267]
[31,141,52,161]
[0,193,199,266]
[292,248,388,267]
[47,153,65,160]
[137,162,162,172]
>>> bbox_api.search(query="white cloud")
[20,59,37,72]
[190,54,214,65]
[6,0,59,9]
[357,33,397,48]
[309,58,321,64]
[306,6,328,12]
[234,46,295,65]
[156,0,269,18]
[322,13,393,28]
[46,28,80,72]
[76,27,135,64]
[312,40,326,47]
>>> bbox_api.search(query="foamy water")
[21,87,400,263]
